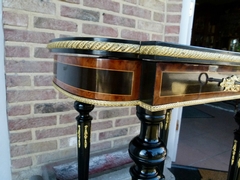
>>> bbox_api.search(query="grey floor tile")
[175,104,236,171]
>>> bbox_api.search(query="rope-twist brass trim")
[53,82,240,112]
[47,41,140,54]
[53,83,138,107]
[140,45,240,63]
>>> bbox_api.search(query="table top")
[48,37,240,66]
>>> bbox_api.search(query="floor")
[174,102,237,171]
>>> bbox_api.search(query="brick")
[139,0,165,11]
[92,120,113,131]
[11,140,57,157]
[3,0,56,14]
[165,25,180,34]
[121,29,150,41]
[90,141,111,152]
[11,168,41,180]
[35,125,76,139]
[122,4,151,19]
[99,128,128,140]
[36,148,76,164]
[113,136,134,148]
[8,104,31,116]
[8,116,57,130]
[59,34,73,38]
[167,14,181,23]
[6,75,31,87]
[34,17,77,32]
[103,14,135,28]
[91,133,97,142]
[115,117,139,127]
[10,131,32,143]
[5,46,30,57]
[4,29,55,44]
[164,36,179,43]
[34,102,73,114]
[12,157,32,169]
[61,6,100,22]
[138,20,163,33]
[98,108,129,119]
[83,0,120,12]
[61,0,80,3]
[152,34,163,41]
[129,125,140,135]
[167,3,182,13]
[34,47,53,58]
[82,24,118,37]
[130,106,136,115]
[34,75,53,86]
[3,11,28,27]
[153,12,165,22]
[7,89,56,103]
[124,0,137,4]
[5,60,53,73]
[60,136,77,148]
[58,91,69,99]
[60,112,78,124]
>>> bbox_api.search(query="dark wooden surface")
[53,55,240,107]
[54,55,141,101]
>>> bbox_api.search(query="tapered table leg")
[129,106,167,180]
[74,101,94,180]
[228,110,240,180]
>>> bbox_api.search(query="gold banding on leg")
[77,125,81,148]
[84,125,88,149]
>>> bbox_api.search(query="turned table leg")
[74,101,94,180]
[228,110,240,180]
[129,106,167,180]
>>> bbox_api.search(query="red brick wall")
[3,0,183,179]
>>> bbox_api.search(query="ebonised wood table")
[48,37,240,180]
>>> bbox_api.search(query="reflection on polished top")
[48,37,240,111]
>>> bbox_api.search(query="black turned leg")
[74,101,94,180]
[129,106,167,180]
[228,110,240,180]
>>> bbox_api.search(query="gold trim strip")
[77,125,81,148]
[231,140,237,166]
[53,82,138,107]
[53,82,240,112]
[165,110,172,130]
[138,94,240,111]
[47,41,140,54]
[48,40,240,64]
[84,125,88,149]
[140,45,240,63]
